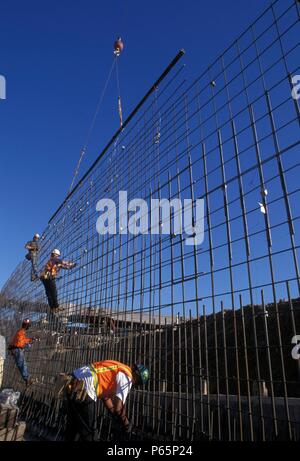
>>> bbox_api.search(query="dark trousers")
[65,396,98,441]
[41,278,59,309]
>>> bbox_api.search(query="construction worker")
[8,319,36,386]
[25,233,40,281]
[40,249,76,313]
[58,360,149,441]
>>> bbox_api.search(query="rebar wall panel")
[1,0,300,441]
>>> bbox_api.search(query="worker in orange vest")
[58,360,149,441]
[8,319,37,386]
[40,249,76,313]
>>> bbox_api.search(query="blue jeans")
[12,348,29,382]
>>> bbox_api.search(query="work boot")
[25,378,34,387]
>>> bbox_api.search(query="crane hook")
[114,37,124,57]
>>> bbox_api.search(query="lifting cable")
[116,57,123,129]
[68,56,117,195]
[68,38,125,195]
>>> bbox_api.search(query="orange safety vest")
[90,360,132,398]
[41,258,61,279]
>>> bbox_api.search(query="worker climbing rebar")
[57,360,149,441]
[40,249,76,313]
[25,233,40,281]
[8,319,37,387]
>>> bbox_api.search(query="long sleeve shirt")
[10,328,33,349]
[40,257,75,280]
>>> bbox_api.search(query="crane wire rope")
[68,57,117,195]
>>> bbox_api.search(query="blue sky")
[0,0,274,289]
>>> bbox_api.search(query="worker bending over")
[40,249,76,313]
[59,360,149,441]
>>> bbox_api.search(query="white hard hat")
[52,249,61,256]
[34,233,40,239]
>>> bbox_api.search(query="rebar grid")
[1,0,300,441]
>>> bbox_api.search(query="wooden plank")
[0,404,19,430]
[0,422,26,442]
